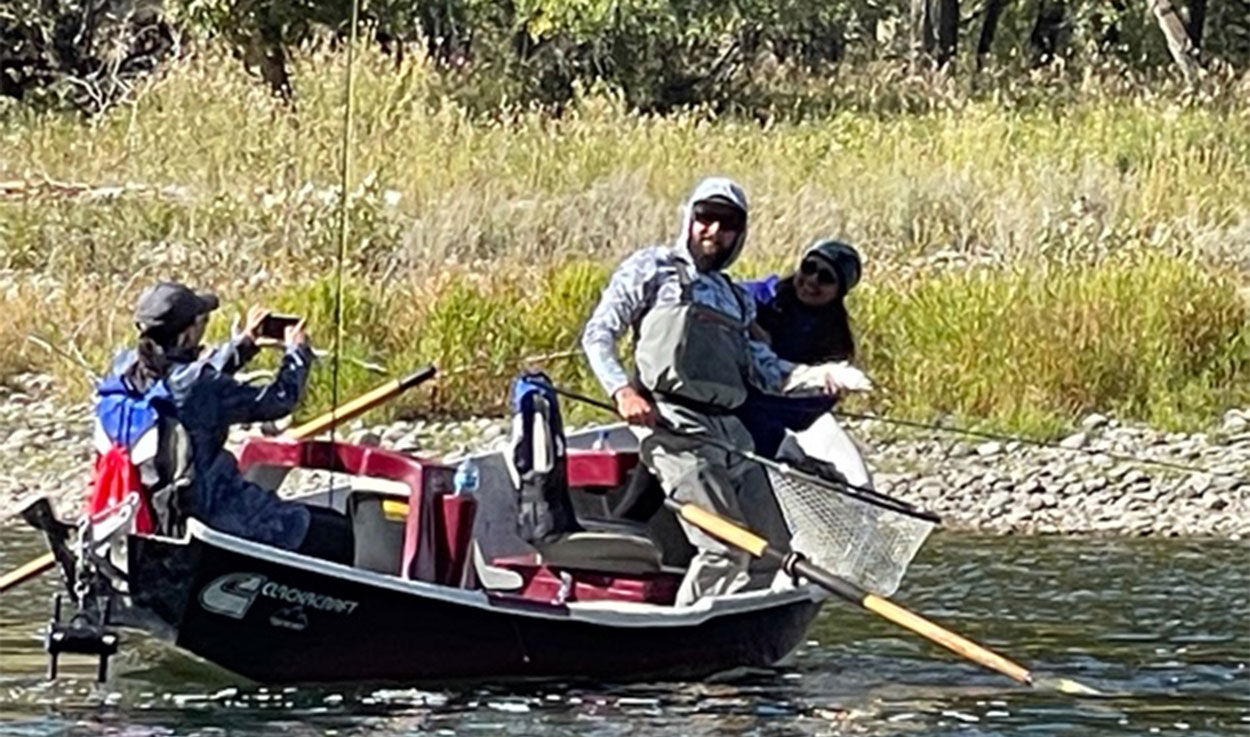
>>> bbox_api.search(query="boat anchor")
[45,593,119,682]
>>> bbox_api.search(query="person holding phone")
[99,281,353,563]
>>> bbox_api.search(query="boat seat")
[534,531,663,575]
[470,542,525,591]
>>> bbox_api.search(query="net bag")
[767,467,936,596]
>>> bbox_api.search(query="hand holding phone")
[259,313,301,340]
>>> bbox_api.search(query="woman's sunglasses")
[800,259,839,286]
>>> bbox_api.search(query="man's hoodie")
[582,176,793,397]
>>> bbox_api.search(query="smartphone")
[258,313,301,340]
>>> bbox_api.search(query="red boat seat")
[492,557,678,606]
[566,448,638,492]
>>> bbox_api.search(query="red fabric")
[88,445,155,534]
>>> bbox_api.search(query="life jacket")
[90,375,193,536]
[635,267,753,410]
[506,372,582,544]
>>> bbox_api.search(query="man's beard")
[691,239,735,271]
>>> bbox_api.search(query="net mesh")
[767,469,934,596]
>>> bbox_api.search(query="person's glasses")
[800,260,838,286]
[692,207,745,232]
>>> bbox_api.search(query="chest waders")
[635,269,752,410]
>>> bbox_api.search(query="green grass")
[1,47,1247,435]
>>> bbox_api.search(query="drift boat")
[23,424,832,684]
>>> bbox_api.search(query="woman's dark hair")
[764,275,855,363]
[124,326,179,393]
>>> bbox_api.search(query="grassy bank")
[1,49,1247,434]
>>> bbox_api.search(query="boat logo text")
[200,573,359,619]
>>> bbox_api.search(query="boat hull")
[127,526,824,684]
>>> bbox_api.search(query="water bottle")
[453,458,480,496]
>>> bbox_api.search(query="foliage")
[0,0,176,113]
[8,0,1249,113]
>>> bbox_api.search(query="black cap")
[134,281,219,334]
[803,240,862,293]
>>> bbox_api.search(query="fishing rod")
[327,0,362,508]
[834,409,1248,480]
[537,382,939,523]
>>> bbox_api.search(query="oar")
[0,552,57,594]
[0,364,437,595]
[665,497,1101,696]
[540,381,1100,695]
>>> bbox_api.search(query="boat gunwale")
[159,519,826,628]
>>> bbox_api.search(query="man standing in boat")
[581,177,870,605]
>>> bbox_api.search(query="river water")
[0,530,1246,736]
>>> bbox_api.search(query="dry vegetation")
[1,48,1247,434]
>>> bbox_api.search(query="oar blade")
[1032,675,1106,697]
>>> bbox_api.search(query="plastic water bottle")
[453,458,480,496]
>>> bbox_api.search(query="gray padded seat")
[535,531,664,575]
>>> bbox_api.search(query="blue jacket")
[104,337,314,550]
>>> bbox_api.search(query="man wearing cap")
[581,178,870,604]
[98,281,350,561]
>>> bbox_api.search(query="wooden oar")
[0,364,437,595]
[536,380,1101,694]
[666,498,1102,696]
[0,552,56,594]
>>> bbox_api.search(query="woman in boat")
[100,281,354,563]
[742,238,860,364]
[733,240,870,468]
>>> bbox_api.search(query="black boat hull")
[127,524,825,684]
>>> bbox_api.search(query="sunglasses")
[800,259,839,286]
[692,206,745,232]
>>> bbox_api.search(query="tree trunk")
[1186,0,1207,50]
[933,0,959,66]
[977,0,1013,68]
[909,0,931,66]
[1149,0,1201,80]
[1029,0,1067,65]
[911,0,959,68]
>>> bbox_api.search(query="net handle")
[771,463,939,522]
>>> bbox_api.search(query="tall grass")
[0,48,1247,433]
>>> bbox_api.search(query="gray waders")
[633,271,790,605]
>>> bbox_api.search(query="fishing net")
[767,468,935,596]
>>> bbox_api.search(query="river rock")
[975,441,1003,457]
[1220,410,1248,433]
[1058,432,1089,450]
[1081,413,1110,430]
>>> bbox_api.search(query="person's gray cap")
[134,281,219,333]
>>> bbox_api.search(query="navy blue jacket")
[104,337,314,549]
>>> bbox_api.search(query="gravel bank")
[2,374,1246,538]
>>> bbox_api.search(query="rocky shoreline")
[1,373,1246,539]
